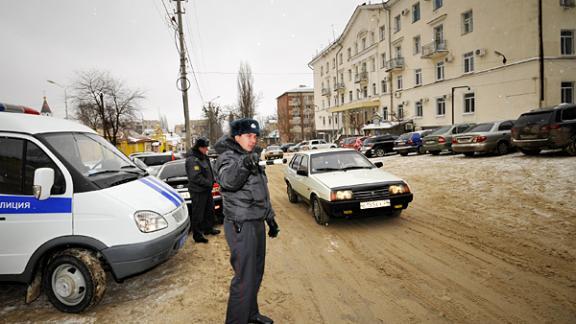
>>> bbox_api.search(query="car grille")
[352,186,389,200]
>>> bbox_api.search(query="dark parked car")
[131,151,181,176]
[423,123,476,155]
[452,120,515,157]
[393,130,435,156]
[360,134,397,157]
[280,143,295,152]
[512,104,576,156]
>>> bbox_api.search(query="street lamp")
[451,86,470,125]
[46,80,69,119]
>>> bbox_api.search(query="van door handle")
[0,217,6,221]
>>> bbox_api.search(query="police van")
[0,113,190,313]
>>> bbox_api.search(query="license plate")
[176,234,187,250]
[180,192,190,199]
[360,200,390,209]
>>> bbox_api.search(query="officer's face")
[199,146,209,155]
[235,133,258,152]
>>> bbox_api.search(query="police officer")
[185,137,220,243]
[214,118,279,324]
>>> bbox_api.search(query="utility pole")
[174,0,191,152]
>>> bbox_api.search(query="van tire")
[44,248,106,313]
[374,148,385,157]
[519,148,540,156]
[566,140,576,156]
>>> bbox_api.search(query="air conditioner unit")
[401,9,410,16]
[475,48,487,57]
[560,0,575,8]
[444,54,454,63]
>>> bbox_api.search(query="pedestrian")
[214,118,279,324]
[185,137,220,243]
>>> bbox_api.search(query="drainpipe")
[334,43,343,141]
[385,3,394,120]
[538,0,544,106]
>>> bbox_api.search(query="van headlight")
[389,183,411,195]
[134,211,168,233]
[330,190,354,201]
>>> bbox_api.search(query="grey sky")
[0,0,368,127]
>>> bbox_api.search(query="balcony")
[421,40,448,59]
[290,117,301,125]
[321,88,331,96]
[334,82,346,92]
[354,71,368,83]
[289,99,301,106]
[384,58,405,72]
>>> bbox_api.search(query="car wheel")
[496,142,509,155]
[287,184,299,203]
[44,248,106,313]
[387,210,402,217]
[374,148,385,157]
[312,196,330,226]
[565,139,576,156]
[429,150,440,156]
[400,151,408,156]
[520,148,540,156]
[463,152,475,157]
[417,146,426,154]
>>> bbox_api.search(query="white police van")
[0,113,190,313]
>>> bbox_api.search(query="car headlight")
[330,190,354,201]
[389,183,411,195]
[134,210,168,233]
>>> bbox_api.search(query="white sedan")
[284,149,413,225]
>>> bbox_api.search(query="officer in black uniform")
[214,119,279,324]
[185,137,220,243]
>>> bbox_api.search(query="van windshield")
[40,132,145,188]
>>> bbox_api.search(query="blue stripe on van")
[0,196,72,214]
[139,178,181,207]
[147,176,184,203]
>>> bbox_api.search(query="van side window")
[562,107,576,121]
[23,141,66,195]
[0,137,25,194]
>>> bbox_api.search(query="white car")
[284,149,413,225]
[300,139,337,150]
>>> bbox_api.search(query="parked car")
[280,143,295,152]
[283,149,413,225]
[512,104,576,156]
[360,134,398,157]
[133,152,181,176]
[452,120,516,157]
[340,137,358,149]
[264,145,284,160]
[422,123,476,155]
[155,159,223,221]
[300,139,337,150]
[393,130,435,156]
[288,141,308,152]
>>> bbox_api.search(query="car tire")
[565,139,576,156]
[400,151,408,156]
[519,148,540,156]
[463,152,475,157]
[496,141,509,155]
[44,248,106,313]
[387,210,402,217]
[417,146,426,155]
[287,184,299,203]
[312,196,330,226]
[374,148,385,157]
[429,150,440,156]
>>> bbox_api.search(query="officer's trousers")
[224,220,266,324]
[189,190,215,238]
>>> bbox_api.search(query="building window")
[341,93,344,104]
[397,105,404,120]
[363,86,368,98]
[332,58,336,69]
[323,117,326,126]
[383,107,388,120]
[348,69,352,81]
[433,0,443,11]
[357,89,361,100]
[436,97,446,116]
[381,53,386,68]
[349,91,353,102]
[464,92,475,113]
[561,81,574,103]
[462,10,473,34]
[370,32,375,45]
[415,101,423,117]
[436,61,445,81]
[413,36,421,55]
[463,52,475,73]
[415,68,422,86]
[326,62,329,72]
[362,38,367,50]
[379,25,385,41]
[320,66,324,76]
[372,83,377,95]
[395,46,402,59]
[371,58,376,72]
[412,2,420,23]
[397,75,403,90]
[381,79,387,93]
[561,30,574,55]
[347,47,352,60]
[339,53,343,65]
[394,15,401,33]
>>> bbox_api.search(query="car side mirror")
[374,162,383,168]
[133,157,148,171]
[296,169,308,176]
[33,168,55,200]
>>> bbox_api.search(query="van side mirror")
[374,162,383,168]
[33,168,55,200]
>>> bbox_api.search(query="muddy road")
[1,151,575,323]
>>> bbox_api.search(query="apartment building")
[309,0,576,138]
[277,86,315,143]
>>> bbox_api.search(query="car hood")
[313,168,404,188]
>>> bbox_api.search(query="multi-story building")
[174,119,209,140]
[277,86,315,143]
[309,0,576,137]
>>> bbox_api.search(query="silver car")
[422,123,476,155]
[452,120,515,157]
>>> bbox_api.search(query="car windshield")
[363,137,375,144]
[137,154,174,166]
[40,132,144,188]
[310,151,374,173]
[398,133,411,140]
[515,111,553,127]
[157,161,186,180]
[430,126,452,135]
[466,123,494,132]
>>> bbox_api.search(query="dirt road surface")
[1,151,575,323]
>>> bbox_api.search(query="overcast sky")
[0,0,371,128]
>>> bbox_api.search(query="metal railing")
[421,40,448,57]
[354,71,368,83]
[321,88,331,96]
[384,57,405,71]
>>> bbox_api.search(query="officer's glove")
[242,152,260,174]
[266,218,280,238]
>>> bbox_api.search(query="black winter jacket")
[185,149,214,193]
[214,136,275,223]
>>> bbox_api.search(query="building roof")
[276,85,314,99]
[40,96,52,114]
[0,113,95,135]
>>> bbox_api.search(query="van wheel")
[496,142,509,155]
[566,140,576,156]
[520,148,540,156]
[312,196,330,226]
[374,148,385,157]
[44,248,106,313]
[417,146,426,154]
[287,184,299,203]
[463,152,475,157]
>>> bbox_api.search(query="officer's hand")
[242,152,260,173]
[266,218,280,238]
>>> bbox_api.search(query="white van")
[0,113,190,313]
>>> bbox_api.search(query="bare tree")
[236,62,257,118]
[202,102,224,144]
[72,70,144,145]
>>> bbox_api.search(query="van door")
[0,135,73,277]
